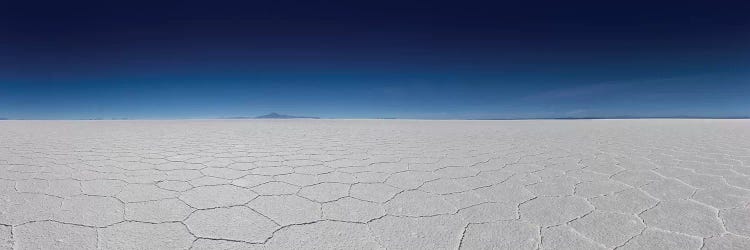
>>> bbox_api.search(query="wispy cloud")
[523,75,709,101]
[525,82,632,100]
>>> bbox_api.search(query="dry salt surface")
[1,119,750,249]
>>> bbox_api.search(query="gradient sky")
[1,0,749,119]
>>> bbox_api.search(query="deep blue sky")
[1,0,749,119]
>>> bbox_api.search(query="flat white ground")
[1,119,749,249]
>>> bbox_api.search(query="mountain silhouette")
[254,112,320,119]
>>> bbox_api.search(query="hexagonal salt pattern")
[1,119,749,249]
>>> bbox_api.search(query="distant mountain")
[254,112,320,119]
[547,115,750,120]
[475,115,750,120]
[0,117,8,120]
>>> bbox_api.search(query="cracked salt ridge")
[1,120,750,249]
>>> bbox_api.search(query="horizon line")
[2,116,750,121]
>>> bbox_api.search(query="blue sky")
[1,0,749,119]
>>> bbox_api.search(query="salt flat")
[1,119,749,249]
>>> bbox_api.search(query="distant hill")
[219,113,322,119]
[0,117,8,120]
[475,115,750,120]
[254,112,319,119]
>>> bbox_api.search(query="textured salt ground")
[1,119,749,249]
